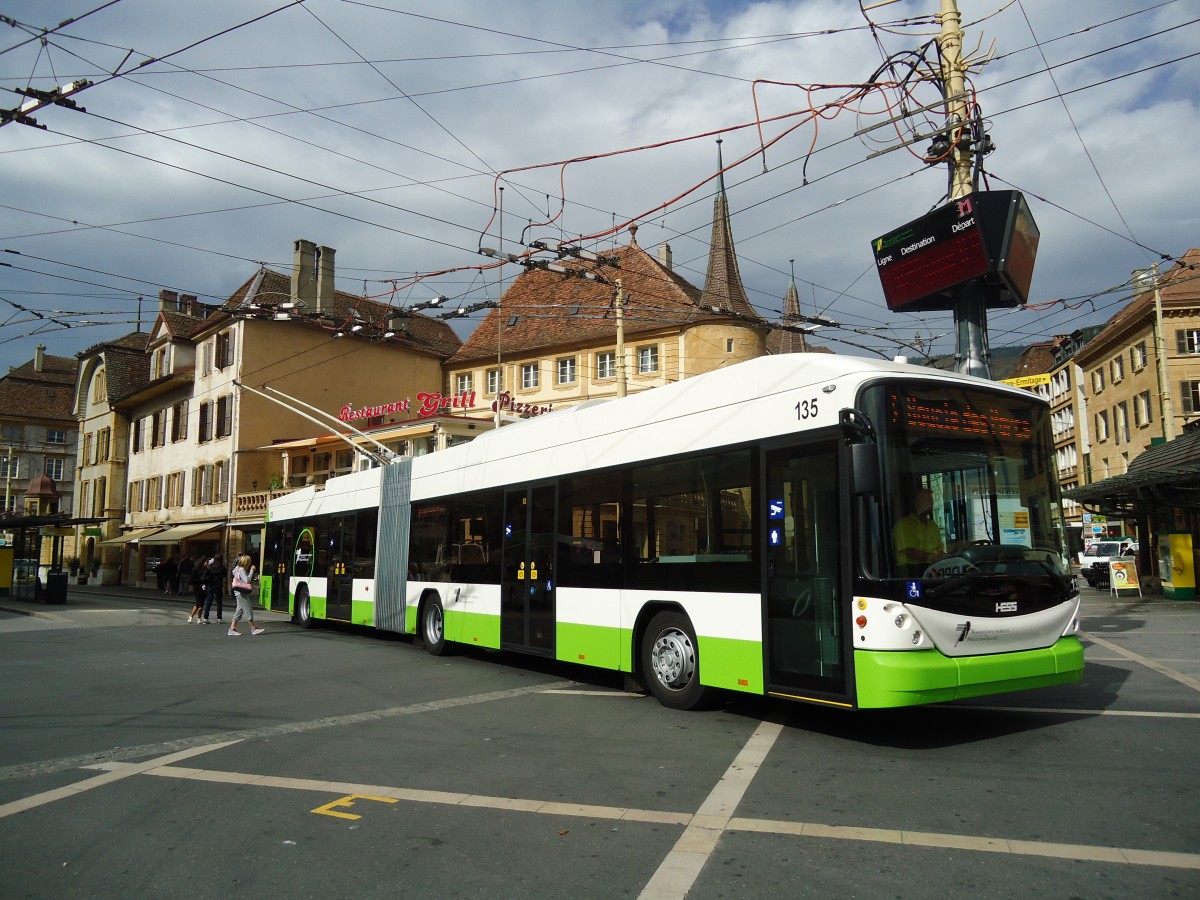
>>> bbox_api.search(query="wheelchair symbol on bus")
[906,580,922,599]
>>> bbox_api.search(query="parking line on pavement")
[80,749,1200,873]
[639,719,783,900]
[1081,631,1200,694]
[0,740,239,820]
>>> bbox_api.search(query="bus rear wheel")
[421,596,449,656]
[295,587,316,629]
[641,611,710,710]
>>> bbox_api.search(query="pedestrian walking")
[187,560,207,623]
[227,555,264,636]
[177,553,195,596]
[202,554,227,624]
[160,554,178,595]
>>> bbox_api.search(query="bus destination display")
[888,390,1032,442]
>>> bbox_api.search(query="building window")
[202,342,212,376]
[1134,390,1154,427]
[1110,357,1124,383]
[597,352,615,380]
[726,339,734,353]
[97,427,111,463]
[216,395,233,438]
[521,363,539,390]
[215,331,234,370]
[198,402,212,443]
[94,476,107,517]
[44,458,64,480]
[1131,342,1148,371]
[557,357,576,385]
[152,347,168,379]
[1176,329,1200,354]
[1180,380,1200,415]
[151,409,167,448]
[215,460,229,502]
[637,345,659,374]
[147,476,162,511]
[83,432,94,467]
[456,373,472,394]
[1092,369,1105,393]
[47,429,66,445]
[171,400,189,442]
[132,417,144,453]
[1095,410,1109,441]
[487,368,502,394]
[92,368,107,402]
[1114,402,1130,445]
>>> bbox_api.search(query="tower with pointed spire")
[698,139,759,320]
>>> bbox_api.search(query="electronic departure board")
[871,190,1040,312]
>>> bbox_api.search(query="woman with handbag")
[228,554,264,636]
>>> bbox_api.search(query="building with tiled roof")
[0,345,78,518]
[445,168,769,416]
[106,240,465,586]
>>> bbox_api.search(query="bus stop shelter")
[1065,428,1200,594]
[0,513,107,604]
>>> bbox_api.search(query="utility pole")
[614,279,627,398]
[938,0,991,379]
[1145,263,1176,441]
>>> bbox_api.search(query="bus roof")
[404,354,1032,501]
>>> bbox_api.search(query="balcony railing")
[232,487,293,517]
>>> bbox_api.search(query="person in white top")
[228,554,264,636]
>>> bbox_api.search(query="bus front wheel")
[421,596,450,656]
[641,611,710,710]
[295,587,316,629]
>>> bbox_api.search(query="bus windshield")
[860,382,1070,583]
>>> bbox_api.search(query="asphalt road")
[0,586,1197,899]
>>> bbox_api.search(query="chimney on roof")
[34,344,45,373]
[316,245,336,315]
[292,239,317,312]
[180,294,198,317]
[159,289,179,314]
[657,242,673,272]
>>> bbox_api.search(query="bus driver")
[893,487,945,567]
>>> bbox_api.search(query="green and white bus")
[262,354,1083,710]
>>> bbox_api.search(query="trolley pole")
[615,279,628,398]
[939,0,992,379]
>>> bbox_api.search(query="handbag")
[232,577,253,594]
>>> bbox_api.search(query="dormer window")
[152,346,169,379]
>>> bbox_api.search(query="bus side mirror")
[850,443,879,496]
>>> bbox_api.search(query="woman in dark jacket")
[201,554,227,624]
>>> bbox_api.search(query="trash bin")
[43,571,68,605]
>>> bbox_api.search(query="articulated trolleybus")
[263,355,1082,710]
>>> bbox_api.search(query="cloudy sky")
[1,0,1196,376]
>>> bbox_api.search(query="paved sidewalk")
[0,580,292,625]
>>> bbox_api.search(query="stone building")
[0,345,78,517]
[72,331,151,583]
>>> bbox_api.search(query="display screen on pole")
[870,191,1038,312]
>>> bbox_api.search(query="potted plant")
[66,556,81,577]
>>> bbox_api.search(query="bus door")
[501,485,556,655]
[267,523,294,612]
[763,439,847,698]
[326,513,355,622]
